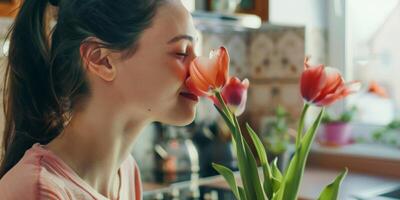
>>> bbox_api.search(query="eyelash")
[175,52,189,60]
[176,52,188,56]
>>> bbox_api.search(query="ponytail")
[0,0,164,178]
[0,0,61,178]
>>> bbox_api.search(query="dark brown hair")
[0,0,164,178]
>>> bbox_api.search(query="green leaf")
[271,158,283,181]
[233,117,266,200]
[271,187,283,200]
[271,177,282,194]
[212,163,241,200]
[238,186,247,200]
[280,108,325,200]
[246,123,270,168]
[318,168,348,200]
[271,158,283,193]
[215,93,265,200]
[246,123,273,199]
[229,118,255,200]
[216,107,256,200]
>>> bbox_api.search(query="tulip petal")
[189,59,219,93]
[192,57,219,86]
[222,77,243,105]
[220,77,249,116]
[315,92,343,106]
[215,47,230,87]
[300,57,359,107]
[233,91,247,116]
[312,68,344,103]
[242,78,250,88]
[300,65,326,102]
[315,81,361,106]
[186,77,208,97]
[368,81,387,98]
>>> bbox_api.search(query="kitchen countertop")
[143,167,400,199]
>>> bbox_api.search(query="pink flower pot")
[319,122,352,147]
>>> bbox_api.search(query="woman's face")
[109,0,199,126]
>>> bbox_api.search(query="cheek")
[116,59,184,102]
[167,59,188,82]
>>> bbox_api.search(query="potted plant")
[319,107,357,147]
[370,119,400,148]
[260,105,292,170]
[186,48,360,200]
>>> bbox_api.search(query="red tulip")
[185,47,229,96]
[300,57,360,106]
[212,77,250,116]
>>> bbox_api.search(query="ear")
[80,37,117,82]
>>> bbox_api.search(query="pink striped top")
[0,143,142,200]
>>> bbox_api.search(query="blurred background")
[0,0,399,199]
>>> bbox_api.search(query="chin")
[161,106,197,126]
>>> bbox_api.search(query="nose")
[184,55,197,79]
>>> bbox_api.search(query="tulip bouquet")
[186,47,360,200]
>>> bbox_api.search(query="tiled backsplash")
[199,24,305,130]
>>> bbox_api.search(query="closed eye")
[176,52,188,57]
[175,52,189,61]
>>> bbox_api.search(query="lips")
[179,92,199,101]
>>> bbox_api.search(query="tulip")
[211,77,250,116]
[185,46,229,96]
[300,57,360,106]
[368,81,388,98]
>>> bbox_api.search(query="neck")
[46,97,149,198]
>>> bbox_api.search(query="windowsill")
[311,143,400,161]
[308,143,400,178]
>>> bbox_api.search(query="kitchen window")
[326,0,400,155]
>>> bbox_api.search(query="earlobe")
[80,40,117,82]
[98,60,117,82]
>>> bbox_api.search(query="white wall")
[269,0,327,28]
[348,0,398,41]
[269,0,328,65]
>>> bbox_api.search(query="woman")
[0,0,199,199]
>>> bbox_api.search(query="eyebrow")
[167,34,194,44]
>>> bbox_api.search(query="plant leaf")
[215,96,265,199]
[271,187,283,200]
[271,177,282,194]
[233,117,266,200]
[246,123,270,168]
[317,168,348,200]
[216,108,256,200]
[246,123,273,199]
[280,108,325,200]
[212,163,241,200]
[238,186,247,200]
[271,158,283,181]
[271,158,283,193]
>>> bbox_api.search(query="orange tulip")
[212,77,250,116]
[185,46,229,96]
[368,81,388,98]
[300,57,360,106]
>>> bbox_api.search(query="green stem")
[215,91,233,122]
[215,91,259,200]
[296,103,310,148]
